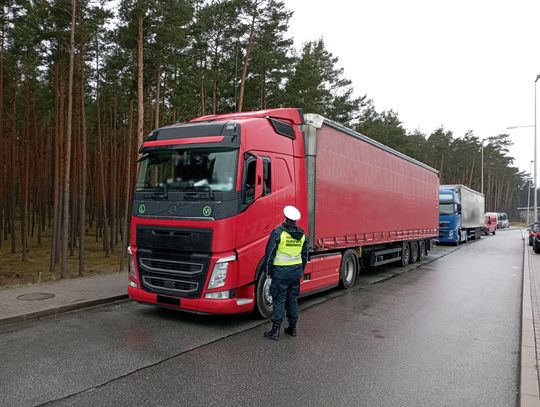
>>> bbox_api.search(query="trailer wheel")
[418,240,425,261]
[339,249,357,289]
[400,242,410,267]
[492,229,496,236]
[410,241,418,264]
[255,271,273,319]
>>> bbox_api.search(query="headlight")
[449,231,453,237]
[127,246,136,279]
[208,255,236,289]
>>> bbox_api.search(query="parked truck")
[438,185,485,244]
[127,108,439,317]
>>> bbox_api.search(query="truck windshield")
[439,203,455,215]
[136,148,237,192]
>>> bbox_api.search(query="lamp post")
[535,75,540,221]
[528,160,534,224]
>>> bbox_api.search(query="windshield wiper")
[181,185,215,201]
[143,184,168,199]
[193,185,214,200]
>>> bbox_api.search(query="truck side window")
[243,157,256,204]
[263,157,271,195]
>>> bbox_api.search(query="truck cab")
[438,188,465,244]
[438,185,484,244]
[127,108,308,317]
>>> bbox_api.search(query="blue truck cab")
[438,187,462,244]
[438,185,485,245]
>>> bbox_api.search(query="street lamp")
[535,74,540,221]
[506,123,536,222]
[528,160,534,224]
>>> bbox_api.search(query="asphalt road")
[0,229,522,407]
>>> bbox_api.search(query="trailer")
[127,108,439,318]
[438,184,485,244]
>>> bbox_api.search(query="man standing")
[263,205,308,341]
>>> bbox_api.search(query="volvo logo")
[203,206,212,216]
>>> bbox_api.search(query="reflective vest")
[273,230,305,266]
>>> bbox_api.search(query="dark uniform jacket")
[264,222,308,278]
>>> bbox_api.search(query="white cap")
[283,205,301,221]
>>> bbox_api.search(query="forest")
[0,0,529,285]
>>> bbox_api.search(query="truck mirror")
[254,157,264,200]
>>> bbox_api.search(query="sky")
[283,0,540,174]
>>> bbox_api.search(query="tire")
[410,241,418,264]
[255,269,273,319]
[400,242,411,267]
[339,249,357,289]
[418,240,425,261]
[534,238,540,254]
[492,230,496,236]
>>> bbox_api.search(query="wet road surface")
[0,230,522,406]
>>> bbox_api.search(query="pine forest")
[0,0,529,286]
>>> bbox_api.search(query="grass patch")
[0,226,123,288]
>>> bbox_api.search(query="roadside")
[0,272,128,326]
[522,228,540,406]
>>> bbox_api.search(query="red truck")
[127,108,439,317]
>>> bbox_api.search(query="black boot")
[264,322,280,341]
[284,323,297,337]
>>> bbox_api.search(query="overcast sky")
[283,0,540,174]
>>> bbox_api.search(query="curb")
[0,294,129,327]
[521,236,540,406]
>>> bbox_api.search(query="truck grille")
[140,258,204,275]
[142,276,199,293]
[135,227,212,298]
[439,221,450,228]
[137,254,209,298]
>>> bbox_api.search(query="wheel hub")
[263,277,273,305]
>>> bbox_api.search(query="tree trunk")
[237,13,256,112]
[137,13,144,152]
[10,94,16,254]
[60,0,76,279]
[155,64,161,129]
[120,99,134,272]
[79,45,87,277]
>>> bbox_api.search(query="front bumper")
[438,228,458,243]
[128,285,255,315]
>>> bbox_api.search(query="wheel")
[410,241,418,264]
[492,229,496,236]
[339,249,357,289]
[418,240,425,261]
[255,269,273,319]
[534,238,540,254]
[400,242,411,267]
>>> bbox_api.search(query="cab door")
[235,153,275,288]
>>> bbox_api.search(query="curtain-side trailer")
[127,108,440,317]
